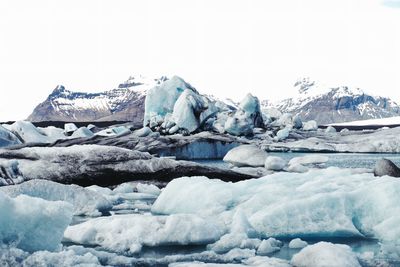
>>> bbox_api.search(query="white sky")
[0,0,399,121]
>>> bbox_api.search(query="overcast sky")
[0,0,399,121]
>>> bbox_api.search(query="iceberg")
[172,89,208,133]
[64,123,78,135]
[224,112,254,136]
[144,76,196,127]
[288,155,329,166]
[256,238,282,255]
[70,126,94,139]
[0,125,22,147]
[223,145,267,167]
[275,128,290,141]
[22,249,101,267]
[132,126,152,137]
[0,191,73,252]
[264,156,286,171]
[224,94,263,136]
[63,213,225,253]
[152,168,400,242]
[3,121,50,144]
[238,93,264,128]
[38,126,66,141]
[288,238,308,249]
[325,125,337,133]
[0,179,112,216]
[291,242,361,267]
[302,120,318,131]
[263,126,400,153]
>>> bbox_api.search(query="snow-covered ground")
[329,116,400,126]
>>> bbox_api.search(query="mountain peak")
[294,77,316,94]
[52,85,66,93]
[118,75,169,89]
[263,79,400,124]
[331,86,364,98]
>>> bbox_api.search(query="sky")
[0,0,399,121]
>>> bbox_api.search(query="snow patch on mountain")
[262,77,400,124]
[28,75,167,124]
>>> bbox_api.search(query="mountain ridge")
[262,78,400,124]
[28,76,400,125]
[27,76,167,125]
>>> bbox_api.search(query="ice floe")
[152,168,400,242]
[63,213,225,254]
[0,179,111,216]
[0,191,73,252]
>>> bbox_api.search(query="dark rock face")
[374,159,400,177]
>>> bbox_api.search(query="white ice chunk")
[257,238,282,255]
[0,124,21,147]
[136,183,161,196]
[275,128,290,141]
[288,238,308,249]
[0,192,73,252]
[292,114,303,129]
[23,249,101,266]
[224,112,254,136]
[71,127,94,138]
[264,156,286,171]
[0,179,111,216]
[287,163,309,173]
[325,126,337,133]
[153,168,399,240]
[4,121,50,144]
[302,120,318,131]
[144,76,195,127]
[111,126,131,136]
[223,145,267,167]
[132,127,152,137]
[172,89,207,133]
[37,126,66,142]
[63,214,225,254]
[291,242,361,267]
[288,155,329,166]
[64,123,78,134]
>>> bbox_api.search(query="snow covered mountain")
[262,78,400,124]
[28,76,168,125]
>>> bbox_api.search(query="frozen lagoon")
[3,156,400,266]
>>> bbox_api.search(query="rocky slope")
[27,75,167,125]
[262,78,400,124]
